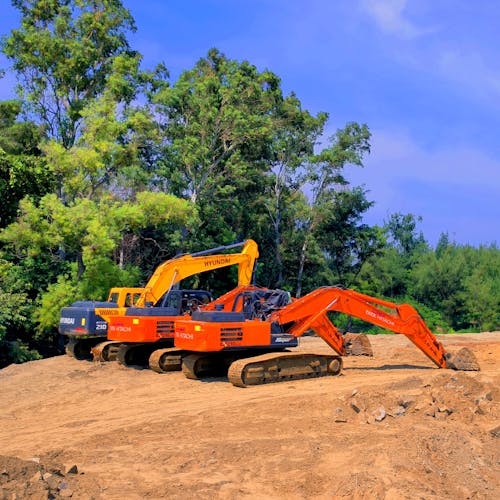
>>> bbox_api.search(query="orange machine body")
[108,315,179,343]
[175,318,274,351]
[107,289,213,343]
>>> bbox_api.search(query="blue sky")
[1,0,499,246]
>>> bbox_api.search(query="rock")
[366,415,375,424]
[29,471,42,483]
[31,457,40,464]
[398,396,416,409]
[45,474,60,490]
[351,389,358,397]
[334,407,348,422]
[438,406,453,415]
[42,472,53,481]
[388,405,406,417]
[350,402,361,413]
[489,425,500,438]
[425,406,436,418]
[374,406,386,422]
[64,464,78,474]
[60,488,74,498]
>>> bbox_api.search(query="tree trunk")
[296,236,308,298]
[77,252,85,281]
[274,181,283,287]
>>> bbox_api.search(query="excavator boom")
[271,287,450,367]
[135,240,258,307]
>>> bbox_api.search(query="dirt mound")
[0,332,499,498]
[331,371,499,424]
[0,455,100,499]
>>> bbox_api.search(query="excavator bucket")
[444,348,480,371]
[343,333,374,357]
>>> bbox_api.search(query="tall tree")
[385,212,427,257]
[1,0,137,148]
[150,49,281,205]
[295,122,371,297]
[315,187,385,287]
[263,93,327,287]
[147,49,285,255]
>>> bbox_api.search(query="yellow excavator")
[58,240,259,360]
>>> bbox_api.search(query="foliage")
[149,48,280,204]
[294,122,373,297]
[1,190,196,284]
[0,100,54,228]
[1,0,137,148]
[0,259,40,367]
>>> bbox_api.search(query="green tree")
[263,93,327,287]
[463,245,499,331]
[295,122,371,297]
[315,187,385,287]
[150,48,280,204]
[385,212,427,258]
[42,54,152,205]
[1,191,197,336]
[0,100,54,228]
[0,259,40,367]
[1,0,137,148]
[410,244,468,329]
[147,49,284,261]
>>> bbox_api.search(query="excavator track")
[228,352,343,387]
[148,348,187,373]
[65,337,102,360]
[117,341,174,368]
[91,341,122,362]
[445,348,480,371]
[343,333,374,356]
[182,353,232,379]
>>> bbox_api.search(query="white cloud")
[360,0,427,39]
[365,129,499,187]
[346,128,500,245]
[436,49,500,101]
[360,1,500,105]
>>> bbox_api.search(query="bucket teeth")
[343,333,374,357]
[445,347,480,371]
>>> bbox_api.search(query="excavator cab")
[231,289,291,320]
[123,290,213,318]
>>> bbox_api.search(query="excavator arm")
[96,240,259,323]
[137,240,259,307]
[136,240,258,306]
[271,287,479,371]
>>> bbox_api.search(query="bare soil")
[1,332,499,499]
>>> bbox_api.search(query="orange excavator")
[94,240,261,367]
[173,285,480,387]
